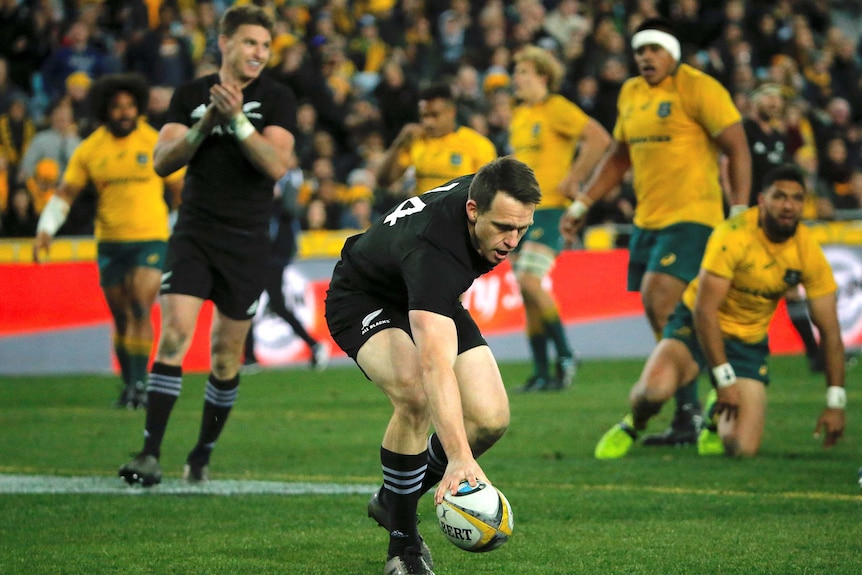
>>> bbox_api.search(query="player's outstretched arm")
[409,309,489,504]
[808,293,846,448]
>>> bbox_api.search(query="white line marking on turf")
[0,474,379,496]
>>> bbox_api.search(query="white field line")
[0,474,379,496]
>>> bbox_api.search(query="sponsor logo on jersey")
[450,153,462,167]
[160,271,172,289]
[657,102,672,117]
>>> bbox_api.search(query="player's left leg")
[717,378,767,457]
[513,238,575,391]
[124,265,162,408]
[183,311,251,482]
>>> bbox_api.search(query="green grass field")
[1,356,859,575]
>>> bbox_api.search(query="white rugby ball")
[435,480,514,552]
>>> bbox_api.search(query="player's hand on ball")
[435,457,488,505]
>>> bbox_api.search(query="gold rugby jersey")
[63,120,184,241]
[510,94,590,209]
[682,207,837,343]
[615,64,740,229]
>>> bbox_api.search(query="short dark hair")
[762,164,806,192]
[220,4,275,37]
[89,74,149,123]
[418,83,453,103]
[635,17,677,38]
[469,156,541,212]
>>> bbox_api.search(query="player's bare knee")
[471,423,508,456]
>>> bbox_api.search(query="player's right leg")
[595,338,699,459]
[357,328,435,574]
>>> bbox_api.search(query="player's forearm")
[693,307,728,370]
[718,124,752,208]
[568,121,612,192]
[423,367,473,462]
[154,130,201,177]
[376,149,405,188]
[236,129,293,181]
[580,142,629,204]
[820,329,846,389]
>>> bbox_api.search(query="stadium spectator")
[376,82,497,197]
[562,18,751,447]
[0,95,36,182]
[325,156,541,575]
[594,165,845,459]
[40,20,110,100]
[509,44,611,392]
[118,5,296,487]
[25,158,59,215]
[373,57,419,146]
[32,74,184,409]
[1,185,36,237]
[126,2,195,89]
[0,56,26,115]
[64,72,95,137]
[17,98,80,184]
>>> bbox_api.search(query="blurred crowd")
[2,0,862,238]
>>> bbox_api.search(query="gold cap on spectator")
[35,158,60,182]
[66,71,92,90]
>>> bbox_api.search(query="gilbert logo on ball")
[436,481,514,552]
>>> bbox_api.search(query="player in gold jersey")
[377,83,497,196]
[33,74,184,409]
[562,18,752,442]
[510,45,611,392]
[594,165,845,459]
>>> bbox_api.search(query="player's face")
[105,91,139,138]
[467,193,535,266]
[418,98,455,138]
[221,24,271,83]
[759,179,805,242]
[634,44,677,85]
[512,61,547,103]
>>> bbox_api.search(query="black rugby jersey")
[167,74,296,231]
[330,175,495,318]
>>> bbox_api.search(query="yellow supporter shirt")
[510,94,590,209]
[682,207,837,343]
[399,126,497,195]
[615,64,741,229]
[62,121,185,242]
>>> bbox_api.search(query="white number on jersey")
[382,181,462,227]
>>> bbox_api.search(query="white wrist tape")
[36,195,70,236]
[566,199,590,219]
[231,113,255,141]
[712,363,737,388]
[826,386,846,409]
[729,204,747,218]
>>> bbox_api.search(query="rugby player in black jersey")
[119,5,296,487]
[326,156,541,575]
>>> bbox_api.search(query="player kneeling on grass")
[325,157,540,575]
[594,164,846,459]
